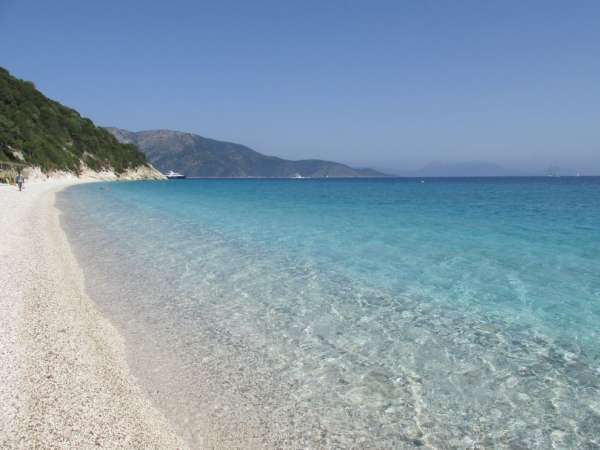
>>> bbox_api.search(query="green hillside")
[0,67,148,173]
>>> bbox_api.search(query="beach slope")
[0,181,185,448]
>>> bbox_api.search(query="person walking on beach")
[15,172,24,191]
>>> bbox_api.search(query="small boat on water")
[165,170,186,179]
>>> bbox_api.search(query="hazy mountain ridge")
[413,161,519,177]
[106,127,388,178]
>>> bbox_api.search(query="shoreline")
[0,180,185,448]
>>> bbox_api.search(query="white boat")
[165,170,186,179]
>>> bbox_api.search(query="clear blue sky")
[2,0,599,174]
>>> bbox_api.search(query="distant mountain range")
[409,161,520,177]
[105,128,388,178]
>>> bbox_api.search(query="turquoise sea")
[58,178,600,449]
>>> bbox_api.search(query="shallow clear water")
[58,178,600,449]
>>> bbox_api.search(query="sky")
[1,0,599,174]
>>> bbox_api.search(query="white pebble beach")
[0,180,186,449]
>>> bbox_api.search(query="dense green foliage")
[0,67,147,173]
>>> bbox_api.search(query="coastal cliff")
[0,67,164,180]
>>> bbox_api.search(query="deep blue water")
[59,178,600,449]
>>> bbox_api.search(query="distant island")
[408,161,521,177]
[105,128,389,178]
[1,66,567,181]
